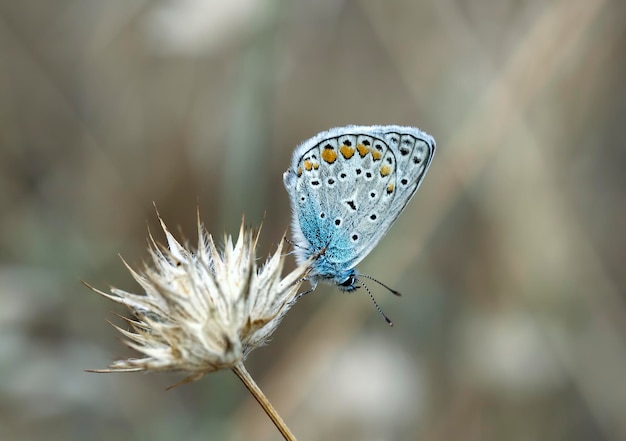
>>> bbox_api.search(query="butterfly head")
[334,269,359,292]
[306,249,360,292]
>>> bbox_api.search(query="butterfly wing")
[345,126,435,268]
[283,125,435,273]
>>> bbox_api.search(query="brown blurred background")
[1,0,625,440]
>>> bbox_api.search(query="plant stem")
[232,362,297,441]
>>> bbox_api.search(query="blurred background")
[1,0,624,440]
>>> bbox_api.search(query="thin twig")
[232,362,297,441]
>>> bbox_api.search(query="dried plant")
[87,212,310,440]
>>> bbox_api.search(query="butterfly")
[283,125,435,321]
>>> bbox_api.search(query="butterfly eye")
[339,274,356,287]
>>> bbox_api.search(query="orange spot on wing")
[304,160,313,171]
[313,163,319,169]
[357,144,370,157]
[371,150,382,161]
[340,145,355,159]
[297,166,302,176]
[321,147,338,164]
[386,183,394,194]
[380,165,391,177]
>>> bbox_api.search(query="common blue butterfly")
[283,125,435,314]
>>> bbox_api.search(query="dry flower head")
[88,214,310,385]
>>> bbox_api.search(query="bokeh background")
[1,0,625,440]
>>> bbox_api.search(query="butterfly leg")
[290,278,318,304]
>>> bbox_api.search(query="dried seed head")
[88,214,310,385]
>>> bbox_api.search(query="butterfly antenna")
[358,279,393,327]
[359,274,402,297]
